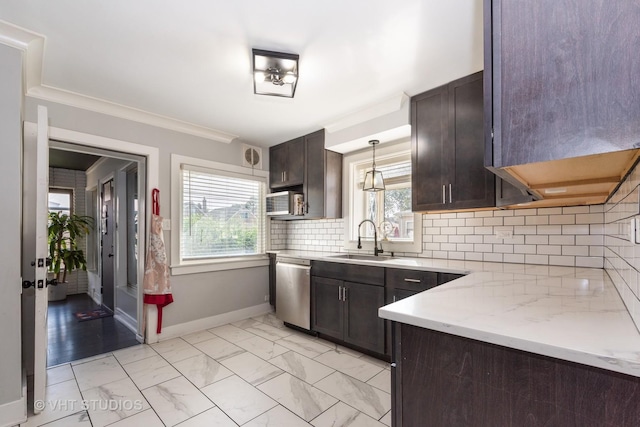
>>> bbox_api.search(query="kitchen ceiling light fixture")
[252,49,299,98]
[363,140,385,192]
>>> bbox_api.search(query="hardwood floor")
[47,293,139,366]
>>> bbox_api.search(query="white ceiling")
[0,0,483,148]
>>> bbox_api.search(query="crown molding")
[0,20,238,144]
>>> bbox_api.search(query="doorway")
[45,143,147,366]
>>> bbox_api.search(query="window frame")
[170,154,269,276]
[343,140,422,254]
[48,187,74,216]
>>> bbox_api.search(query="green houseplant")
[48,211,93,300]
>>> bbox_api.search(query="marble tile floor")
[24,312,392,427]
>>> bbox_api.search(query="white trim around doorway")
[31,123,161,344]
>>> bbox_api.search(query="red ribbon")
[144,294,173,334]
[152,188,160,216]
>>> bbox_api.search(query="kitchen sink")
[328,254,395,261]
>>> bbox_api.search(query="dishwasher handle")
[276,261,311,270]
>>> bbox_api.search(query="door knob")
[108,253,114,258]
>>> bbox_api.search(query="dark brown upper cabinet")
[269,137,304,189]
[268,130,342,219]
[485,0,640,168]
[412,72,497,211]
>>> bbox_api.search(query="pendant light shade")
[363,140,385,192]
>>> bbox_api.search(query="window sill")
[170,255,270,276]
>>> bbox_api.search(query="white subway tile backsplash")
[484,253,503,262]
[503,254,525,264]
[549,215,576,225]
[562,246,589,256]
[514,226,537,235]
[576,235,603,246]
[514,245,536,254]
[576,256,603,268]
[526,254,549,265]
[504,216,525,226]
[548,256,575,267]
[447,235,464,243]
[536,225,562,235]
[525,216,549,225]
[474,226,493,235]
[494,244,514,254]
[563,206,590,214]
[484,217,504,226]
[474,244,493,253]
[273,197,607,280]
[465,252,484,261]
[537,245,561,255]
[549,235,575,245]
[576,213,604,224]
[514,208,538,216]
[562,224,590,235]
[525,235,549,245]
[457,227,475,235]
[537,207,563,215]
[465,218,484,226]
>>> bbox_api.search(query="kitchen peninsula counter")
[272,250,640,378]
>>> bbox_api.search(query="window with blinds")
[181,166,266,260]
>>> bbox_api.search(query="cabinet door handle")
[343,287,347,301]
[284,171,287,182]
[449,183,452,203]
[442,185,446,204]
[338,286,342,301]
[393,295,397,302]
[404,278,421,283]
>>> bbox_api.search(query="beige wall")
[0,42,24,413]
[24,98,270,330]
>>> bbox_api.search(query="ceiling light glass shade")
[362,139,385,192]
[252,49,299,98]
[363,169,385,191]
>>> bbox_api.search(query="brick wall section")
[49,167,88,295]
[604,163,640,331]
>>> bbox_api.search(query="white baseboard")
[158,303,273,342]
[0,395,26,427]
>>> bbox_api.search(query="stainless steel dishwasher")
[275,256,311,330]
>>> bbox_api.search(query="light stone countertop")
[271,250,640,378]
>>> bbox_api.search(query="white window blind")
[181,166,265,260]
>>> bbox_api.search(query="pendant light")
[362,140,385,192]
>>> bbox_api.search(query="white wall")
[0,42,24,418]
[24,97,270,330]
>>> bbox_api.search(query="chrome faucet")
[357,219,384,256]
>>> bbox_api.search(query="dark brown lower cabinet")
[392,322,640,427]
[311,276,385,355]
[384,269,464,357]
